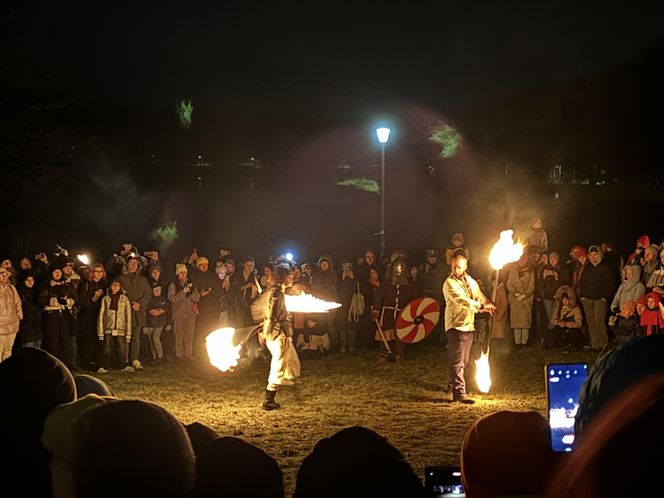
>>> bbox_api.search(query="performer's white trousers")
[266,334,301,391]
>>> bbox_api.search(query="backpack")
[348,283,365,323]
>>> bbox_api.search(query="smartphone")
[545,362,589,453]
[424,466,465,497]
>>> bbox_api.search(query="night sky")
[11,3,663,113]
[3,2,664,261]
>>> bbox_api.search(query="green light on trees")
[178,99,193,130]
[151,221,179,250]
[428,124,462,158]
[336,177,380,194]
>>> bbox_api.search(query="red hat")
[636,296,648,307]
[570,245,587,261]
[637,235,650,248]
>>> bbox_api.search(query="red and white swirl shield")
[395,297,440,343]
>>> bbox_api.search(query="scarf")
[109,291,121,311]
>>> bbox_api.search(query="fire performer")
[443,249,496,404]
[252,265,301,411]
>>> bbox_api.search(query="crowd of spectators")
[1,220,664,371]
[2,220,664,496]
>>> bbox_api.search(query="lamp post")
[376,127,391,259]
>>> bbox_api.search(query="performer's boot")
[262,389,280,411]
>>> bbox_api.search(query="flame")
[489,230,524,270]
[77,254,90,266]
[475,350,492,393]
[206,328,241,372]
[284,293,341,313]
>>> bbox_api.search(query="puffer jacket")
[0,283,22,335]
[97,290,132,340]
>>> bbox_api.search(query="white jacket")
[443,274,489,332]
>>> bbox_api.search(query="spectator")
[46,399,195,498]
[609,264,645,315]
[145,284,169,364]
[549,285,583,351]
[461,410,561,498]
[293,426,425,498]
[77,263,108,371]
[74,373,115,397]
[310,255,339,351]
[507,255,535,349]
[39,262,78,369]
[195,436,284,498]
[574,335,664,439]
[0,266,23,361]
[578,245,615,351]
[17,270,42,349]
[640,292,664,336]
[117,254,152,370]
[609,300,641,344]
[185,422,219,456]
[646,247,664,294]
[547,373,664,496]
[168,263,200,362]
[0,347,76,496]
[526,216,549,254]
[97,279,133,372]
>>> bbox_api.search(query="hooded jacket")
[611,265,646,313]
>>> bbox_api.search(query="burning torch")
[206,293,341,373]
[475,230,523,393]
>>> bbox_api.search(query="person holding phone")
[443,249,496,404]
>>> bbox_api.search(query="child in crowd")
[640,292,664,336]
[145,285,169,364]
[610,300,641,344]
[97,279,133,372]
[550,285,583,351]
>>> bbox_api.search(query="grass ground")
[98,340,598,496]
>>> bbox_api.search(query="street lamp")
[376,126,391,259]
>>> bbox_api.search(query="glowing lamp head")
[77,254,90,266]
[285,252,294,262]
[376,127,391,144]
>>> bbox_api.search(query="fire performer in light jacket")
[252,265,301,411]
[443,249,495,404]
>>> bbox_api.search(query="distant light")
[376,127,391,144]
[285,252,294,262]
[198,154,202,159]
[554,192,560,200]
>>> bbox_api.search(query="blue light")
[285,252,294,262]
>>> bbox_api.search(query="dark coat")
[18,285,42,343]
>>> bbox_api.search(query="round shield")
[396,297,440,343]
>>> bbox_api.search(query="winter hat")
[588,245,603,257]
[570,245,587,261]
[175,263,188,275]
[125,253,140,262]
[637,235,650,248]
[341,261,354,272]
[196,257,209,267]
[425,248,439,257]
[452,232,464,244]
[18,269,35,284]
[318,254,333,266]
[390,250,407,264]
[636,295,648,308]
